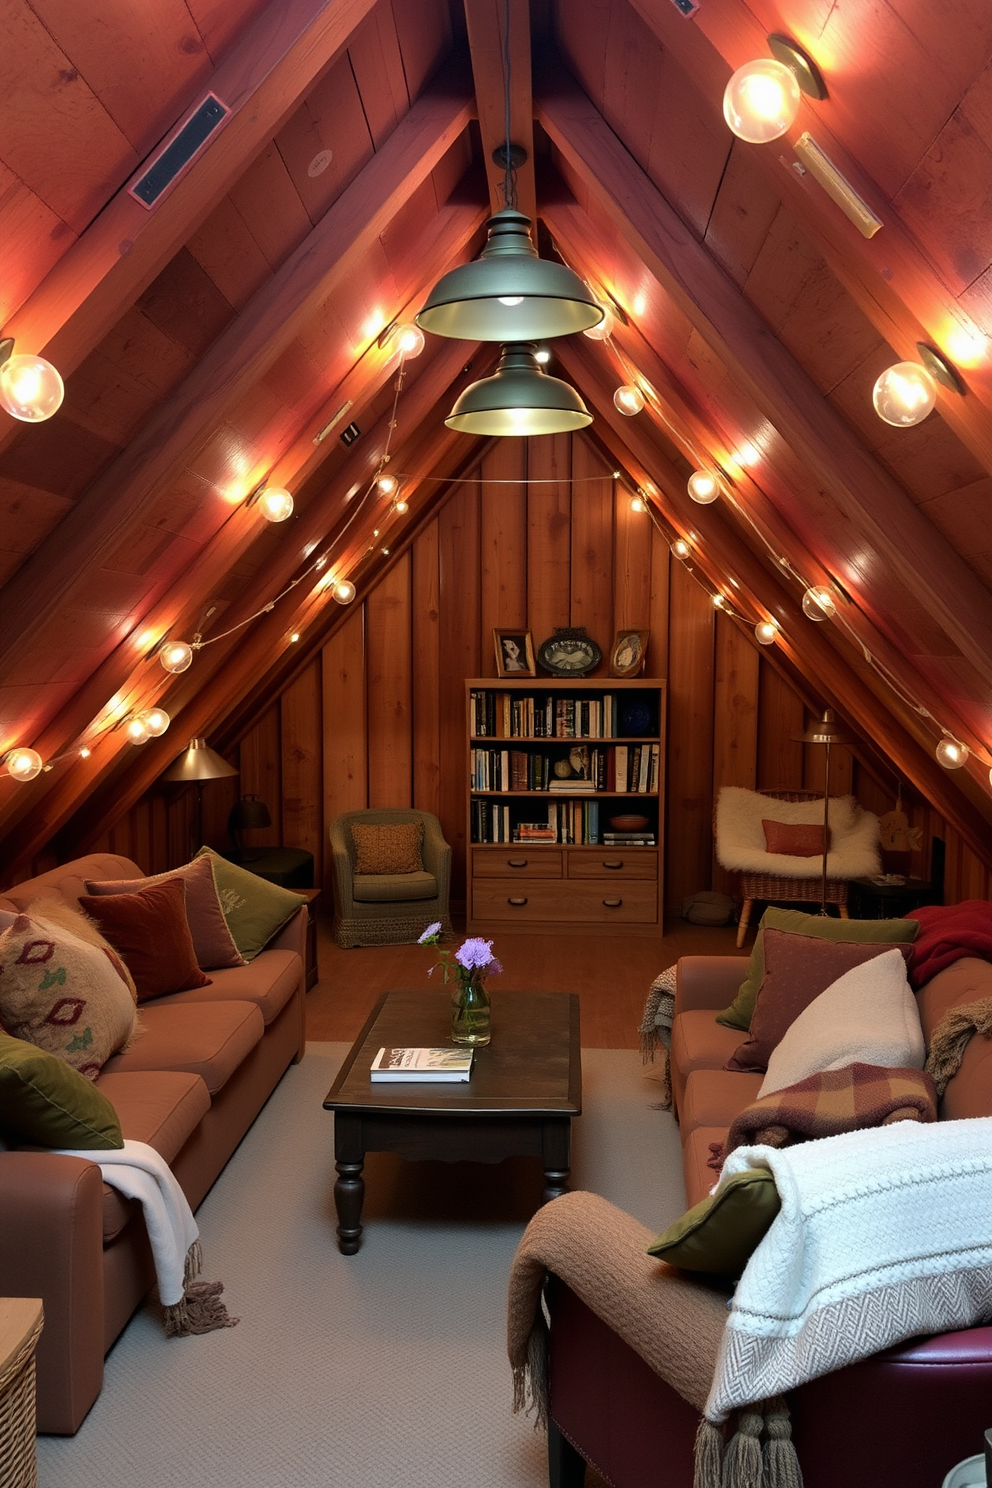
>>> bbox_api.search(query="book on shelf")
[602,833,655,844]
[370,1047,474,1082]
[548,778,596,792]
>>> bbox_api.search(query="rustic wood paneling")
[437,474,481,894]
[612,484,652,631]
[526,434,572,649]
[238,703,281,845]
[756,660,804,790]
[646,521,670,679]
[569,437,614,664]
[322,603,367,886]
[411,517,441,815]
[665,560,714,911]
[366,551,413,807]
[281,655,323,883]
[479,442,527,668]
[711,613,759,897]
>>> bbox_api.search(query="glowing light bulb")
[394,498,409,514]
[332,579,357,605]
[159,640,193,673]
[138,706,170,737]
[0,353,65,422]
[395,323,424,358]
[802,585,836,621]
[3,746,43,780]
[723,58,801,143]
[498,296,524,307]
[687,470,719,504]
[80,746,92,759]
[257,486,294,522]
[630,494,647,513]
[872,362,937,427]
[671,538,691,560]
[377,473,399,497]
[755,619,779,646]
[126,716,150,745]
[936,737,969,769]
[712,593,727,609]
[583,305,614,341]
[289,632,301,643]
[614,384,645,416]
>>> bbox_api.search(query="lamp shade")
[162,738,239,783]
[228,794,272,831]
[792,709,852,746]
[416,210,604,341]
[444,344,592,436]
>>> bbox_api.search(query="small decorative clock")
[536,626,602,676]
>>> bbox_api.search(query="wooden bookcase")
[465,678,666,936]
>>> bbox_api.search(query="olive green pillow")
[647,1168,780,1277]
[717,906,920,1032]
[195,847,306,962]
[0,1033,123,1149]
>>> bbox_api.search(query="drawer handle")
[507,858,529,868]
[602,859,624,870]
[507,896,529,907]
[602,898,623,909]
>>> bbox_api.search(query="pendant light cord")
[501,0,517,209]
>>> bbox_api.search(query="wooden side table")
[0,1297,43,1488]
[848,876,938,920]
[298,889,321,991]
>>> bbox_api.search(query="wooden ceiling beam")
[0,68,475,683]
[535,63,992,694]
[0,0,381,438]
[463,0,537,221]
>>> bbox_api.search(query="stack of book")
[602,830,655,845]
[548,777,595,792]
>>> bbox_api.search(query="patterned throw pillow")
[351,821,424,875]
[0,911,138,1080]
[84,855,244,970]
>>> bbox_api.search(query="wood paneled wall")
[87,431,989,913]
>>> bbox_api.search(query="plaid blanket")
[709,1062,937,1170]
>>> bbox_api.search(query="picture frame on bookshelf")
[610,628,649,678]
[494,628,536,678]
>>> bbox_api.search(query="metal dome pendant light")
[445,343,592,436]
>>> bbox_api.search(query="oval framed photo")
[610,629,648,677]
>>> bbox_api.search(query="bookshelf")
[465,678,666,936]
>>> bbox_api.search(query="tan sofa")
[0,853,307,1434]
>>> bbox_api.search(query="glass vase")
[451,976,491,1046]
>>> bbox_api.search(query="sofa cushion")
[153,948,301,1025]
[351,820,424,874]
[94,1070,210,1241]
[718,907,919,1032]
[80,878,212,1001]
[670,1011,744,1114]
[648,1167,780,1277]
[727,930,914,1072]
[195,848,306,961]
[84,855,244,970]
[0,909,138,1079]
[0,1032,124,1149]
[352,871,438,903]
[100,1001,263,1096]
[680,1068,763,1137]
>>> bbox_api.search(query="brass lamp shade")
[162,738,239,782]
[416,210,605,342]
[445,344,592,436]
[792,709,852,747]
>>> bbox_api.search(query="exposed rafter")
[463,0,537,221]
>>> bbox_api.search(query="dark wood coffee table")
[323,989,581,1253]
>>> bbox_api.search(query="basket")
[0,1300,44,1488]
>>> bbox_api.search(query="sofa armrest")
[267,904,308,960]
[675,956,748,1015]
[0,1151,106,1433]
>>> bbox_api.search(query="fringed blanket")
[926,997,992,1096]
[709,1062,937,1169]
[907,900,992,987]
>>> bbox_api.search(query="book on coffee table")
[369,1047,474,1082]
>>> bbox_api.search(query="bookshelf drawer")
[566,850,657,880]
[472,878,657,923]
[472,847,563,878]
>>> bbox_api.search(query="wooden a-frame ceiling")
[3,0,992,879]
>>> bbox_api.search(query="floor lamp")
[792,709,852,915]
[162,738,238,859]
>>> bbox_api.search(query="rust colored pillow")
[79,877,212,1003]
[351,821,424,875]
[761,819,829,857]
[726,928,914,1073]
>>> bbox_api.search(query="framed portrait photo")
[493,628,536,678]
[610,628,649,678]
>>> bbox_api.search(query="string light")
[802,585,837,621]
[332,579,357,605]
[394,498,409,514]
[289,632,301,643]
[936,737,969,769]
[755,619,779,645]
[583,304,614,340]
[80,746,91,758]
[687,470,720,504]
[2,747,43,781]
[723,58,801,143]
[872,362,936,427]
[0,344,65,422]
[392,323,425,358]
[256,486,295,522]
[377,473,399,497]
[630,493,647,513]
[671,538,691,560]
[138,706,170,737]
[160,640,194,673]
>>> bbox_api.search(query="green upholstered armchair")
[329,808,453,948]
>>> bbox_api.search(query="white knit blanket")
[56,1138,197,1306]
[706,1118,992,1421]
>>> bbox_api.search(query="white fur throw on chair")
[715,786,881,879]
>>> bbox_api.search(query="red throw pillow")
[79,878,212,1003]
[761,819,829,857]
[726,928,913,1072]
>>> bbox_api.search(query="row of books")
[470,690,628,739]
[469,743,660,794]
[471,800,655,845]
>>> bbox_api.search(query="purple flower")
[418,921,443,944]
[455,937,501,973]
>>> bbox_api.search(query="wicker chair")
[722,790,851,948]
[329,808,453,948]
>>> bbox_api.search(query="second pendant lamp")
[445,344,592,437]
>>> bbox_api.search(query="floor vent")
[129,95,229,208]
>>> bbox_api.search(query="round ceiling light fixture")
[723,35,827,145]
[872,361,937,427]
[256,486,294,522]
[444,343,592,437]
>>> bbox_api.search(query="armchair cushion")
[351,820,424,875]
[352,871,438,903]
[716,786,880,878]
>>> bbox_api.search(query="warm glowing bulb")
[257,486,294,522]
[0,353,65,422]
[160,640,193,673]
[138,706,170,737]
[687,470,719,504]
[723,58,801,143]
[395,323,425,358]
[126,716,150,745]
[872,362,937,427]
[3,746,43,780]
[377,473,398,497]
[936,737,969,769]
[534,348,551,365]
[498,296,524,307]
[289,632,301,643]
[394,498,409,514]
[755,619,779,646]
[802,585,837,621]
[671,538,691,560]
[630,495,647,513]
[333,579,357,605]
[614,384,645,415]
[80,746,92,759]
[712,593,727,609]
[583,304,614,340]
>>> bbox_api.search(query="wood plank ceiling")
[3,0,992,878]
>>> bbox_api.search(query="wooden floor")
[306,911,750,1048]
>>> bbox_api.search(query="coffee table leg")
[334,1160,365,1254]
[542,1118,571,1202]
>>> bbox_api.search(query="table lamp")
[791,709,852,914]
[162,738,238,856]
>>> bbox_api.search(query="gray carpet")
[36,1045,685,1488]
